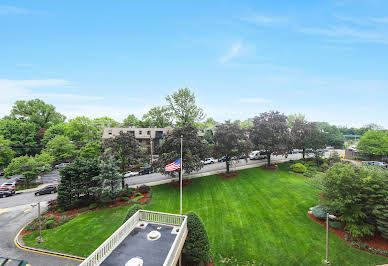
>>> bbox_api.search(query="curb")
[14,225,85,261]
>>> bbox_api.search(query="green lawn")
[23,166,388,265]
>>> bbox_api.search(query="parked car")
[249,151,267,160]
[55,162,69,169]
[124,171,138,178]
[0,189,12,198]
[138,167,153,175]
[363,161,388,169]
[201,158,217,165]
[0,171,4,176]
[0,182,16,194]
[35,185,57,196]
[218,156,227,162]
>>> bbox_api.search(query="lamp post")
[324,213,337,264]
[31,202,42,243]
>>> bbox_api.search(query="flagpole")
[180,135,183,215]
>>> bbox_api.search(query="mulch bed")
[169,179,193,188]
[219,172,238,179]
[307,213,388,255]
[260,165,278,170]
[318,193,327,200]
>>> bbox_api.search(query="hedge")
[290,163,307,173]
[123,204,141,224]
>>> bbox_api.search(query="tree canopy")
[0,135,15,169]
[44,135,77,163]
[141,106,173,128]
[122,114,141,127]
[357,130,388,158]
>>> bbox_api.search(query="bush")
[135,192,142,196]
[182,212,210,264]
[25,222,39,231]
[132,195,144,202]
[57,216,73,226]
[138,185,150,194]
[290,163,307,173]
[120,188,134,198]
[47,215,55,221]
[304,161,316,167]
[329,221,342,229]
[47,199,57,210]
[120,196,129,201]
[45,220,56,229]
[88,203,98,210]
[303,170,316,178]
[312,205,327,220]
[123,204,141,223]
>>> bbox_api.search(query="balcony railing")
[79,210,187,266]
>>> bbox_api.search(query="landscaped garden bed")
[218,172,238,178]
[22,165,388,265]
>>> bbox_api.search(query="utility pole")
[150,136,153,165]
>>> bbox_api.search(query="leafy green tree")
[155,125,208,180]
[250,111,290,166]
[213,121,251,173]
[357,130,388,159]
[316,122,345,148]
[41,122,68,146]
[57,158,101,210]
[0,135,15,169]
[240,118,253,129]
[321,163,387,237]
[65,116,98,147]
[123,114,141,127]
[166,88,205,126]
[79,141,101,159]
[141,106,173,128]
[92,117,120,137]
[104,132,144,188]
[45,135,76,163]
[182,212,210,264]
[0,118,38,156]
[10,99,65,129]
[92,156,122,202]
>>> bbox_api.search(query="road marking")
[0,208,8,215]
[24,208,31,213]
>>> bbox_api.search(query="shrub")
[47,215,55,221]
[138,185,150,194]
[312,205,327,220]
[304,161,316,167]
[25,222,39,231]
[120,196,129,201]
[45,220,56,229]
[329,221,342,229]
[132,195,144,202]
[123,204,141,223]
[57,216,73,226]
[79,207,88,212]
[88,203,98,210]
[303,170,316,178]
[135,192,142,196]
[120,188,134,198]
[182,212,210,264]
[290,163,307,173]
[47,199,57,210]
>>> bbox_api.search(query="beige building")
[102,127,174,150]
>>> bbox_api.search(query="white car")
[124,171,138,178]
[201,158,217,165]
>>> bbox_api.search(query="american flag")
[165,158,181,172]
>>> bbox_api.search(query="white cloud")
[238,98,271,103]
[240,15,288,25]
[219,42,242,63]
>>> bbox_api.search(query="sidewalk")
[17,183,54,194]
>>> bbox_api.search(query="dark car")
[138,167,153,175]
[0,171,4,176]
[35,185,57,196]
[0,189,12,198]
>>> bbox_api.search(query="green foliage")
[122,114,141,127]
[315,122,345,148]
[4,155,42,183]
[0,135,15,168]
[357,130,388,158]
[48,215,55,221]
[312,205,327,220]
[10,99,65,129]
[183,212,210,264]
[132,195,144,202]
[92,156,122,202]
[141,106,173,128]
[120,196,129,201]
[45,220,56,229]
[25,222,39,231]
[88,203,98,209]
[166,88,205,126]
[138,185,150,194]
[79,141,101,159]
[329,221,342,229]
[57,216,73,226]
[45,135,76,163]
[41,123,67,146]
[65,116,98,147]
[0,118,38,156]
[373,198,388,239]
[92,117,119,137]
[290,163,307,173]
[321,163,388,237]
[123,204,141,223]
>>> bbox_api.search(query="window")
[139,130,142,135]
[139,139,142,143]
[147,130,151,135]
[108,130,112,135]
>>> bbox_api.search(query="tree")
[166,88,205,126]
[57,158,101,210]
[250,111,290,166]
[0,118,38,156]
[0,135,15,169]
[92,117,120,137]
[65,116,98,147]
[315,122,345,148]
[45,135,76,163]
[10,99,65,129]
[104,132,144,188]
[92,156,122,202]
[213,121,251,173]
[123,114,141,127]
[357,130,388,159]
[79,141,101,159]
[41,122,68,146]
[155,125,208,179]
[141,106,173,128]
[182,212,210,264]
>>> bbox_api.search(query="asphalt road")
[0,203,80,266]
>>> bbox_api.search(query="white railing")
[163,216,188,266]
[79,210,187,266]
[139,210,184,226]
[79,211,140,266]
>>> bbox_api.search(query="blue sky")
[1,0,388,128]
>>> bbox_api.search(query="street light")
[31,202,43,244]
[324,212,337,265]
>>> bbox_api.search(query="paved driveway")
[0,203,80,266]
